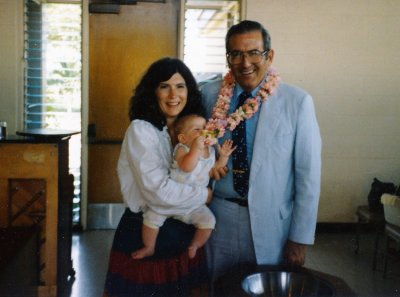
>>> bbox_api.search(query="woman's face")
[156,72,188,126]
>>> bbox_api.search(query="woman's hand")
[210,166,228,180]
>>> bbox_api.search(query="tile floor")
[305,232,399,297]
[65,230,400,297]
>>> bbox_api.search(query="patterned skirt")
[104,208,208,297]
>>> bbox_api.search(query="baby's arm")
[214,140,236,169]
[175,136,206,172]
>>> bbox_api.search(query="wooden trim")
[316,223,357,233]
[316,222,380,233]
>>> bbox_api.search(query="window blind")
[183,0,240,83]
[24,0,82,224]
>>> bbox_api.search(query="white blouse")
[117,119,208,215]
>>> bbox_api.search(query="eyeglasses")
[226,50,268,65]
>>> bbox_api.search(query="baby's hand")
[204,136,217,146]
[192,135,206,150]
[218,140,236,157]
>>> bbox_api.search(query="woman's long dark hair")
[129,57,205,130]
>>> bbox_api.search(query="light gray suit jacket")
[201,79,322,264]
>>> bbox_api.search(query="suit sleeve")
[289,94,322,244]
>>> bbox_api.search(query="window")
[182,0,240,84]
[24,0,82,225]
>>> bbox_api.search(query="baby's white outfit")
[143,143,216,229]
[170,143,215,187]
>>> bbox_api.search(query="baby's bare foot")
[131,247,154,259]
[188,245,198,259]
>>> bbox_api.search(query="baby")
[132,114,235,259]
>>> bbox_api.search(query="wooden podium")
[0,129,79,297]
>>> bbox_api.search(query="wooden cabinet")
[0,130,77,297]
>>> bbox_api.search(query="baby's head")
[174,114,206,146]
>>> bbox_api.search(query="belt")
[224,198,248,207]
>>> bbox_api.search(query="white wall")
[247,0,400,221]
[1,0,399,222]
[0,0,23,135]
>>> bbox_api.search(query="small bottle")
[0,121,7,139]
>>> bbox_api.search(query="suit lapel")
[250,86,282,179]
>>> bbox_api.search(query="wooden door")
[88,2,178,204]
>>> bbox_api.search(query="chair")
[383,223,400,278]
[355,205,385,270]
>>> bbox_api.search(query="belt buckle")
[232,169,247,174]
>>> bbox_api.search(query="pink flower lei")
[203,67,281,144]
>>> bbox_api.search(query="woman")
[103,57,211,297]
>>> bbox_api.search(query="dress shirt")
[213,81,263,199]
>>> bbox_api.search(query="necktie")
[231,91,251,197]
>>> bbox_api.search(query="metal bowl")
[241,271,335,297]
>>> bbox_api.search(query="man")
[202,20,322,282]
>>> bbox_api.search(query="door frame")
[81,0,90,229]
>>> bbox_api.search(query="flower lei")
[203,67,281,145]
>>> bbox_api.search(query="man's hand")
[283,240,307,266]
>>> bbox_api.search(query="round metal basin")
[242,271,335,297]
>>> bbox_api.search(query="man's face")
[227,31,274,92]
